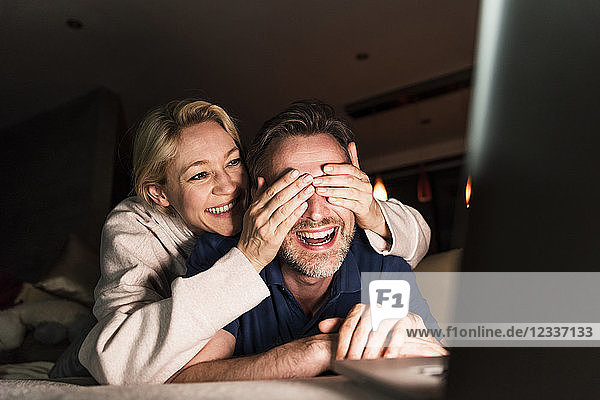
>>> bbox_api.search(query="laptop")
[334,357,447,399]
[336,0,600,398]
[449,0,600,398]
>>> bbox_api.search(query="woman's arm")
[80,250,268,385]
[79,202,269,385]
[364,198,431,267]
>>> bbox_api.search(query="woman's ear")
[147,185,170,207]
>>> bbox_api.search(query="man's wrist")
[274,335,334,377]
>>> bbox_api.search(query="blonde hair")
[133,99,241,213]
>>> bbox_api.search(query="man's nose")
[212,171,237,195]
[302,192,330,222]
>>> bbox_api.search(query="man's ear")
[348,142,361,168]
[251,177,266,200]
[147,184,171,207]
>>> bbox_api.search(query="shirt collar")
[331,246,362,295]
[262,259,285,287]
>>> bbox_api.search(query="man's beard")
[278,217,355,278]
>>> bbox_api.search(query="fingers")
[313,169,371,206]
[383,314,447,358]
[362,319,396,359]
[380,320,408,359]
[314,165,372,214]
[346,315,372,360]
[325,197,361,209]
[315,186,362,199]
[313,174,370,190]
[384,337,448,358]
[272,200,309,237]
[314,176,373,217]
[335,306,447,361]
[318,317,344,334]
[318,161,384,232]
[336,304,394,360]
[259,173,313,221]
[336,303,369,360]
[253,169,308,209]
[321,163,369,182]
[248,170,314,235]
[237,170,314,270]
[269,183,313,231]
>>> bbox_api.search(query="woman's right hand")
[237,169,314,272]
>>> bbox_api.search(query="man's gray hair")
[246,99,356,186]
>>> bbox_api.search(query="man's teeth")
[206,200,236,215]
[296,227,336,243]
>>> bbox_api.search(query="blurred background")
[1,0,479,282]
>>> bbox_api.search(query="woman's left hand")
[311,142,390,240]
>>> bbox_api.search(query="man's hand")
[312,142,390,240]
[237,169,314,272]
[319,303,448,360]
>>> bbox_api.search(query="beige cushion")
[414,249,462,324]
[414,248,462,272]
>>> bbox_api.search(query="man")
[170,100,446,383]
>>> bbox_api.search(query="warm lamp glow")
[373,176,388,201]
[465,176,472,208]
[417,165,432,203]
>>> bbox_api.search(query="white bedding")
[0,375,391,400]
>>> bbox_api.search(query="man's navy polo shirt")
[186,229,438,357]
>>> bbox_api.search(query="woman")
[78,99,431,384]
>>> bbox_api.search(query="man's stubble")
[278,216,356,278]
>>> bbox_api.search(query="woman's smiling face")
[159,121,248,236]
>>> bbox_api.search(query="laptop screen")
[448,0,600,397]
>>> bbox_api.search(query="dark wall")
[372,156,466,255]
[1,88,124,282]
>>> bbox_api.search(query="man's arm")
[169,333,336,383]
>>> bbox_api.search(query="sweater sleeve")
[79,210,269,385]
[363,198,431,268]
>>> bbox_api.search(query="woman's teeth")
[296,227,336,245]
[206,200,236,215]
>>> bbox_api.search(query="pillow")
[34,234,99,307]
[414,248,462,273]
[413,248,462,325]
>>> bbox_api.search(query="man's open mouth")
[205,198,237,215]
[294,226,338,249]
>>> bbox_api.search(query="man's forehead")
[268,134,347,178]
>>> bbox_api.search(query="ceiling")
[0,0,480,172]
